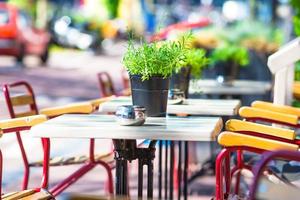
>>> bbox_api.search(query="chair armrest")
[218,131,299,151]
[252,101,300,117]
[89,96,115,109]
[239,107,298,125]
[40,102,93,118]
[225,119,296,140]
[0,115,47,131]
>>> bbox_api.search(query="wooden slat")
[2,189,36,200]
[10,94,34,106]
[218,131,299,151]
[15,111,37,118]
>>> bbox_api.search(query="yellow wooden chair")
[0,115,55,200]
[215,124,300,200]
[215,101,300,200]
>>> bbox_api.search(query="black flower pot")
[130,75,170,117]
[215,61,239,85]
[170,67,191,98]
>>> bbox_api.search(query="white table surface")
[30,114,223,142]
[189,79,272,95]
[98,97,241,116]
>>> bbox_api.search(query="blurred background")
[0,0,295,107]
[0,0,299,199]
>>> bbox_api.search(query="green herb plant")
[122,36,190,81]
[210,43,249,67]
[184,48,210,78]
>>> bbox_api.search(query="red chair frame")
[97,72,116,97]
[0,124,50,198]
[2,81,113,196]
[249,150,300,200]
[215,146,273,200]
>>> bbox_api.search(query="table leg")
[165,140,168,200]
[115,159,128,195]
[184,141,189,200]
[138,159,144,197]
[170,141,174,200]
[113,139,135,196]
[158,140,163,199]
[178,141,182,200]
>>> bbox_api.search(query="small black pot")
[170,67,191,98]
[130,75,170,117]
[215,61,239,85]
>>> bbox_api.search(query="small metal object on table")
[99,97,241,199]
[30,114,223,199]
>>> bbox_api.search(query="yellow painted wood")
[252,100,300,117]
[2,189,53,200]
[10,94,34,106]
[239,107,298,125]
[40,102,93,117]
[218,131,299,151]
[89,96,115,108]
[0,115,47,130]
[225,119,296,140]
[2,189,36,200]
[293,83,300,100]
[15,111,37,118]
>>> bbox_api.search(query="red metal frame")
[3,81,38,190]
[0,126,49,197]
[97,72,116,97]
[249,150,300,200]
[2,81,114,196]
[0,149,2,199]
[215,146,269,200]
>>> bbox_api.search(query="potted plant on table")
[210,43,249,85]
[122,37,188,117]
[170,48,210,98]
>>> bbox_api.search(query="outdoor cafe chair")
[0,114,55,200]
[2,81,114,195]
[97,72,130,98]
[215,122,299,200]
[214,101,300,199]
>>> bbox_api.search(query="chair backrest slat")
[3,81,39,118]
[10,94,34,107]
[15,111,38,118]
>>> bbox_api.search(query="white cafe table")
[30,114,223,198]
[98,96,240,199]
[189,79,272,95]
[99,96,241,116]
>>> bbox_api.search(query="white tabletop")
[98,97,241,116]
[30,114,223,142]
[189,79,272,95]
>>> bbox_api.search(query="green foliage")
[218,20,283,45]
[122,36,190,81]
[184,49,210,78]
[210,43,249,67]
[291,0,300,36]
[295,61,300,81]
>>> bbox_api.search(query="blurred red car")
[0,3,50,64]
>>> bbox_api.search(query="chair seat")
[2,189,54,200]
[29,153,115,167]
